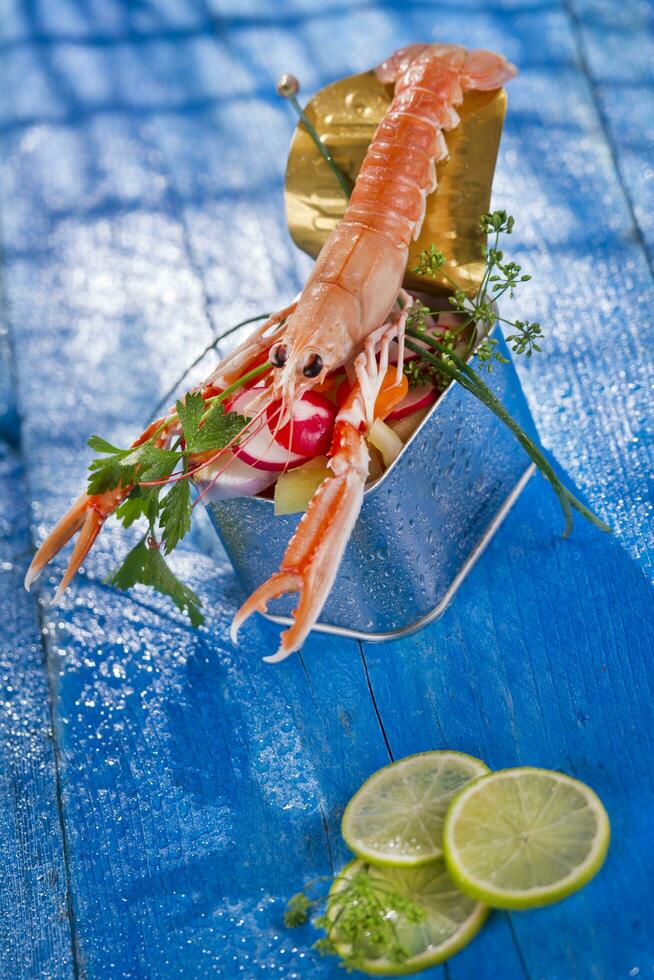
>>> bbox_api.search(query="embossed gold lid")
[284,70,507,296]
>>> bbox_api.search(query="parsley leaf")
[106,537,204,626]
[191,401,248,453]
[176,392,205,448]
[177,392,248,454]
[87,448,136,495]
[159,480,192,554]
[87,435,125,454]
[135,445,179,483]
[114,486,159,529]
[86,440,179,496]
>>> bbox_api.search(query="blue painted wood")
[0,375,74,970]
[362,475,654,979]
[0,1,652,978]
[565,0,654,267]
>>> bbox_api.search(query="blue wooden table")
[1,1,653,977]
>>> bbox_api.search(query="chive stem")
[201,362,271,415]
[277,73,353,199]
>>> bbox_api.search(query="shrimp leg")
[208,301,297,388]
[230,312,408,662]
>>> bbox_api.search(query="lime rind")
[329,859,488,976]
[342,750,490,868]
[443,767,611,910]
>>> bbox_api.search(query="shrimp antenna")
[277,73,353,199]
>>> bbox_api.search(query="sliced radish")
[193,451,278,500]
[386,384,438,421]
[227,387,309,472]
[267,390,336,457]
[236,435,307,472]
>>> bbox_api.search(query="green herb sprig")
[86,359,269,623]
[285,870,425,972]
[410,210,541,372]
[406,211,609,537]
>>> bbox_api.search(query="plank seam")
[297,654,336,873]
[0,240,81,979]
[358,642,393,762]
[31,600,83,980]
[560,0,654,281]
[507,913,535,980]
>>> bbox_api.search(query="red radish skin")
[227,387,326,472]
[386,384,438,421]
[267,391,336,457]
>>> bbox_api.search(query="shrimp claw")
[231,317,406,661]
[24,415,170,600]
[230,446,367,661]
[24,489,125,601]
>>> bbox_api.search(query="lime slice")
[342,751,489,867]
[329,859,488,976]
[443,767,610,909]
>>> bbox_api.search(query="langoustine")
[25,43,517,660]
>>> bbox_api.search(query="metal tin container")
[206,327,536,641]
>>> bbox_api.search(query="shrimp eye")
[302,353,323,378]
[269,342,288,367]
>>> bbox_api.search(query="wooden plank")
[358,1,654,977]
[564,0,654,265]
[0,22,75,967]
[0,399,74,974]
[363,475,654,979]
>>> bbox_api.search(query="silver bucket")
[206,326,535,641]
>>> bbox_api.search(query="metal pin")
[277,73,353,200]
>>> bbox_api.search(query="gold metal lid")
[284,70,507,296]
